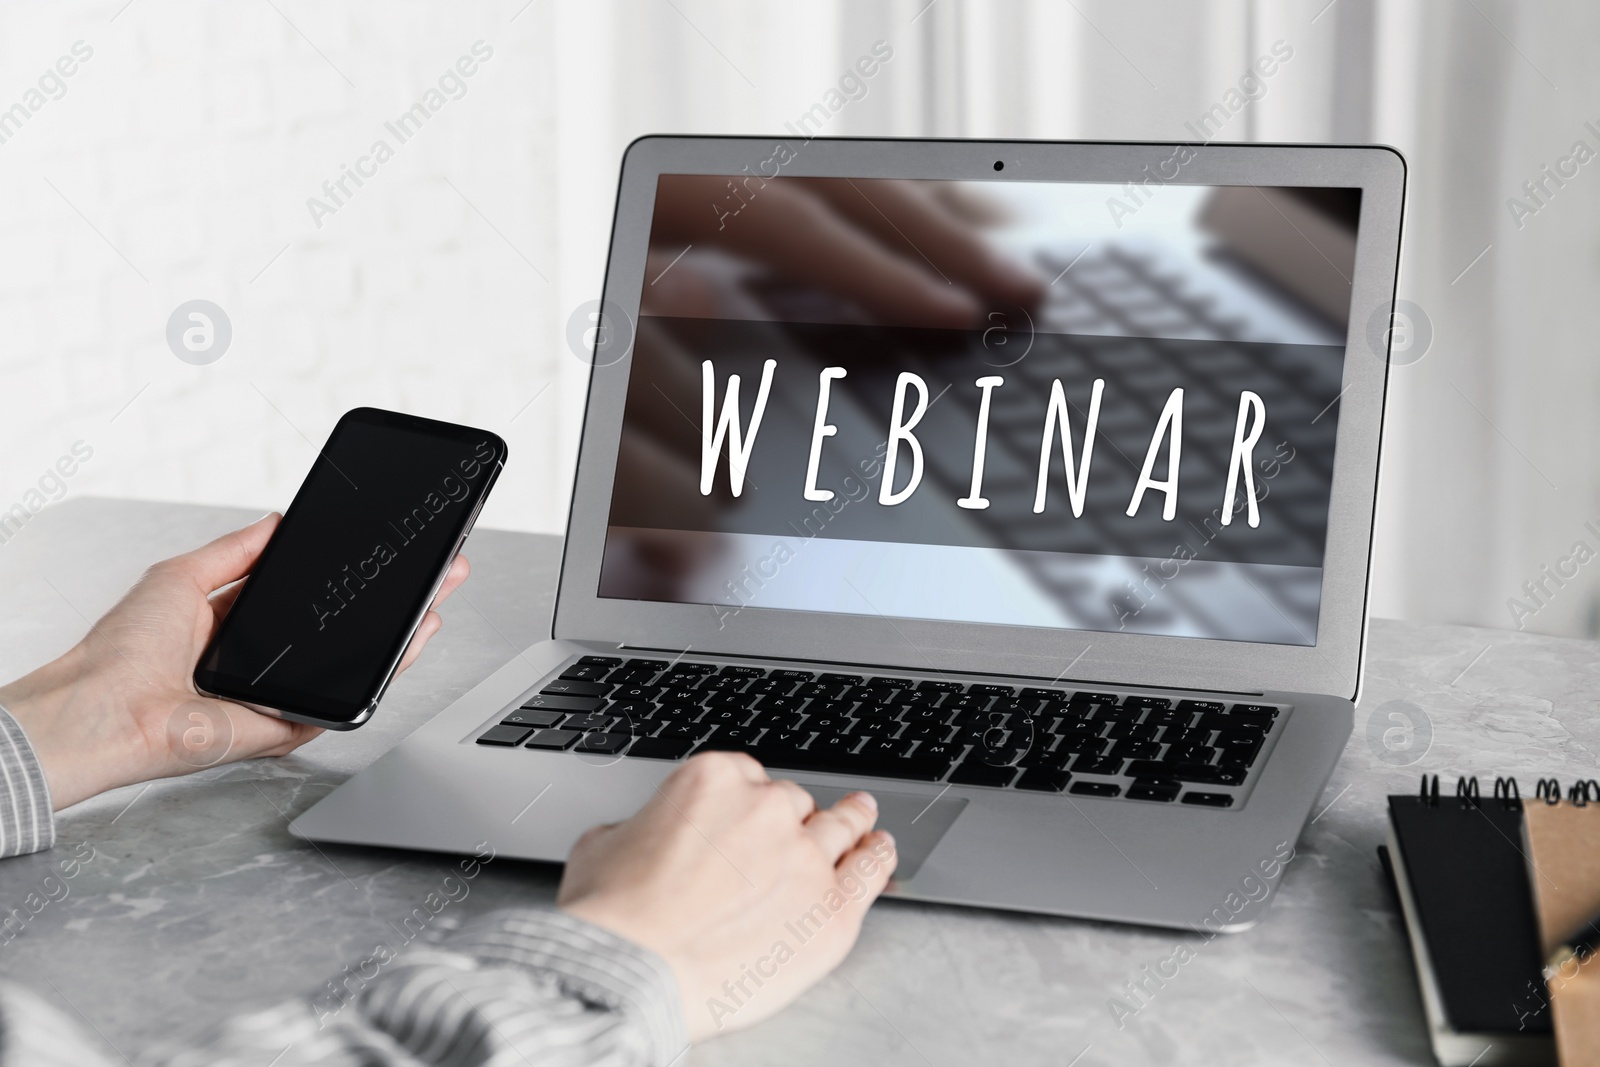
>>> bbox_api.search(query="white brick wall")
[0,0,569,533]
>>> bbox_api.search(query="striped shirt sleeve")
[0,704,55,859]
[0,909,690,1067]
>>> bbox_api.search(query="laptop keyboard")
[472,655,1287,807]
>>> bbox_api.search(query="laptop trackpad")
[802,785,967,881]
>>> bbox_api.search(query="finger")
[810,178,1047,308]
[255,719,325,758]
[722,750,770,783]
[395,610,442,675]
[208,580,246,625]
[769,778,817,822]
[653,176,980,328]
[166,513,281,594]
[178,700,322,770]
[804,791,880,864]
[431,554,470,609]
[835,829,897,905]
[391,555,469,674]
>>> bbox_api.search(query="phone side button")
[477,725,534,747]
[524,728,583,751]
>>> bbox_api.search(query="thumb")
[170,513,280,593]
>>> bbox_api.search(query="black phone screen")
[195,407,505,725]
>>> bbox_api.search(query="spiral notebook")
[1380,776,1600,1067]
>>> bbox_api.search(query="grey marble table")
[2,497,1597,1066]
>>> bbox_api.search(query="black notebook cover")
[1387,795,1551,1035]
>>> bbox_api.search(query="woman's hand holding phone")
[0,514,468,811]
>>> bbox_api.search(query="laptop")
[292,137,1405,931]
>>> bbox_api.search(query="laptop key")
[608,685,663,703]
[1167,763,1246,786]
[700,708,756,727]
[1019,746,1071,770]
[577,655,623,667]
[1215,731,1264,764]
[524,728,582,750]
[968,684,1015,697]
[755,695,808,714]
[656,722,713,741]
[697,726,764,751]
[1070,781,1121,797]
[540,679,611,697]
[1109,740,1160,760]
[1163,742,1213,764]
[698,675,749,692]
[1183,791,1235,807]
[915,741,962,764]
[575,731,630,754]
[1056,735,1108,755]
[1176,699,1226,714]
[663,662,717,676]
[625,736,694,760]
[520,694,604,713]
[949,761,1018,787]
[753,730,811,755]
[848,718,897,740]
[901,722,954,742]
[477,724,532,746]
[794,682,849,700]
[860,737,916,760]
[810,735,861,759]
[564,712,620,733]
[559,664,611,682]
[500,709,565,728]
[1230,703,1279,718]
[1073,755,1125,775]
[1015,767,1072,792]
[863,676,913,690]
[701,691,754,709]
[1127,778,1181,802]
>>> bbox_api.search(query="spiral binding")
[1419,774,1600,807]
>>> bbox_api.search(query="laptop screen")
[599,174,1360,646]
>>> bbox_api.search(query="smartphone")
[194,407,507,729]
